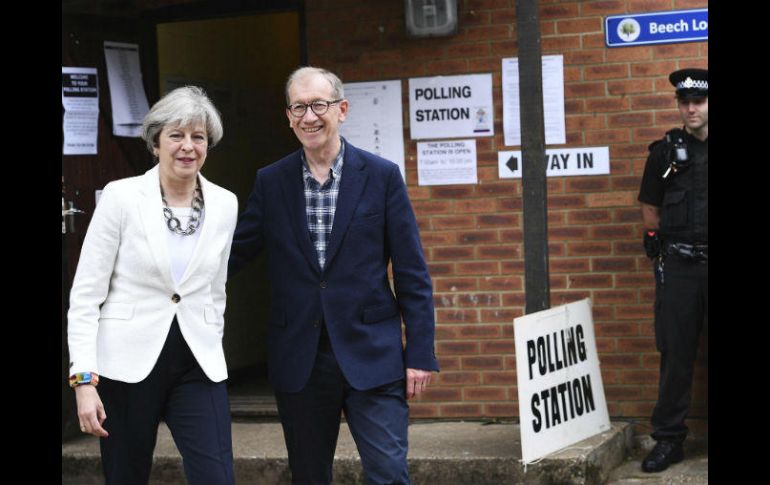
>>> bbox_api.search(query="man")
[637,68,708,473]
[229,66,439,484]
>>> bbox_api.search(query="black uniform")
[638,128,708,443]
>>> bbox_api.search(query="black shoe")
[641,440,684,473]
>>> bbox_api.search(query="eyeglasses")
[287,99,343,118]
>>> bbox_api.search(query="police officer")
[637,68,708,473]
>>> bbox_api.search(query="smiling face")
[154,122,208,183]
[286,72,348,158]
[678,96,708,136]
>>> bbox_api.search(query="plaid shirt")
[302,141,345,270]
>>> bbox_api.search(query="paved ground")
[604,436,708,484]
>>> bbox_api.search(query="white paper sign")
[62,67,99,155]
[104,41,150,137]
[409,74,494,140]
[498,147,610,179]
[339,80,406,181]
[417,139,477,186]
[514,298,611,464]
[502,55,566,147]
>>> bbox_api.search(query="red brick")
[540,3,579,19]
[432,216,475,230]
[456,261,500,275]
[438,356,461,370]
[566,114,606,131]
[437,341,480,355]
[412,200,453,214]
[551,291,591,306]
[617,338,656,353]
[482,371,517,385]
[550,258,590,273]
[581,1,626,15]
[420,231,458,246]
[568,274,613,288]
[433,246,474,260]
[484,403,517,416]
[407,404,439,418]
[438,372,481,385]
[632,95,676,110]
[565,81,605,97]
[542,35,582,51]
[464,387,506,401]
[616,305,654,320]
[631,60,679,77]
[477,245,521,260]
[422,387,462,401]
[456,199,497,213]
[586,97,630,112]
[557,17,603,34]
[594,290,638,305]
[592,257,636,272]
[459,231,499,244]
[440,404,482,417]
[605,386,641,400]
[478,214,519,227]
[619,370,659,384]
[479,340,516,354]
[462,356,504,370]
[427,263,454,276]
[462,24,511,42]
[600,354,642,368]
[567,241,612,256]
[436,309,479,323]
[585,63,629,80]
[564,50,606,66]
[434,278,479,292]
[480,308,523,323]
[458,324,503,338]
[586,129,631,144]
[478,275,523,291]
[568,209,612,224]
[595,322,639,337]
[432,186,474,198]
[550,228,591,243]
[548,195,586,209]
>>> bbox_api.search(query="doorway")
[156,11,302,416]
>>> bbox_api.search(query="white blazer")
[67,165,238,383]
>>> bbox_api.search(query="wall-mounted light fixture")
[405,0,458,38]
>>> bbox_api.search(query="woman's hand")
[75,385,109,437]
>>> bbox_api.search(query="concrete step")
[62,420,632,485]
[62,422,631,485]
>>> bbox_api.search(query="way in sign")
[548,152,594,170]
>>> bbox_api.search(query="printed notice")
[502,55,566,147]
[417,139,477,186]
[104,41,150,137]
[62,67,99,155]
[409,74,494,140]
[339,80,406,180]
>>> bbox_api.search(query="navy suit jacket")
[230,141,439,392]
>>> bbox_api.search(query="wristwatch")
[69,372,99,388]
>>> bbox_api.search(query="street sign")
[605,9,708,47]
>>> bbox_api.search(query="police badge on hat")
[669,68,708,100]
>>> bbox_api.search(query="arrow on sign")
[506,155,519,172]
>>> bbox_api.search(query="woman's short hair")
[141,86,223,153]
[285,67,345,105]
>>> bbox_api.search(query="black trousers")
[98,318,234,485]
[275,326,410,485]
[651,256,708,442]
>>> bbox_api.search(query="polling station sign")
[514,298,611,464]
[498,146,610,179]
[409,73,494,140]
[606,9,707,47]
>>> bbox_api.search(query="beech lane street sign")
[606,9,707,47]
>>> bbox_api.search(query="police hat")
[669,68,708,100]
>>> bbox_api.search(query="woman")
[67,86,237,484]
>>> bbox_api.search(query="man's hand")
[406,368,432,400]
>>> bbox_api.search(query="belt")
[665,242,708,262]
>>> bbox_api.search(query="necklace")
[160,180,204,236]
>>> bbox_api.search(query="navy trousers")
[651,256,708,442]
[98,319,234,485]
[275,327,411,485]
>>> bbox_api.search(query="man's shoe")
[641,440,684,473]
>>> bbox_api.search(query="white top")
[164,206,204,284]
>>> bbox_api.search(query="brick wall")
[305,0,708,422]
